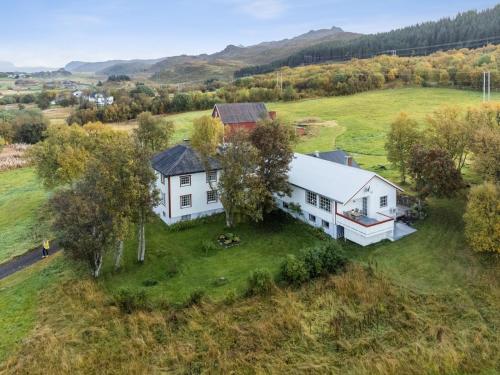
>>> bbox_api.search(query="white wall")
[278,185,337,238]
[153,170,223,225]
[339,176,397,218]
[279,176,398,246]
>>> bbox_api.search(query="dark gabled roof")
[307,150,359,168]
[214,103,269,124]
[152,144,221,177]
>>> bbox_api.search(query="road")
[0,242,60,280]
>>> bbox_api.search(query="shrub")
[185,289,206,307]
[246,269,274,296]
[201,240,218,256]
[0,136,5,151]
[463,182,500,253]
[115,289,149,314]
[280,255,309,286]
[318,242,348,274]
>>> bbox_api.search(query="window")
[161,174,165,184]
[161,192,166,206]
[306,191,317,206]
[181,214,191,221]
[207,190,218,203]
[162,211,166,217]
[283,201,289,209]
[180,194,192,209]
[206,170,217,183]
[322,220,330,229]
[319,196,331,212]
[380,195,388,208]
[180,175,191,187]
[309,214,316,223]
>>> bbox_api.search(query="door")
[337,225,344,239]
[362,197,368,216]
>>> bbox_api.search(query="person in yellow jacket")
[42,239,50,258]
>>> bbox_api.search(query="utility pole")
[483,71,491,102]
[483,72,486,102]
[488,71,491,102]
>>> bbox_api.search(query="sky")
[1,0,498,68]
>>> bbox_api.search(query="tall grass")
[2,264,497,374]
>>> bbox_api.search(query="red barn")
[212,103,276,134]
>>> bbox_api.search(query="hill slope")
[236,5,500,77]
[65,26,360,81]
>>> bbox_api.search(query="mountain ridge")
[64,26,361,81]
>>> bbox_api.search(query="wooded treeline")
[236,5,500,77]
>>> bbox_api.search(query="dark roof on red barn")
[152,144,221,177]
[213,103,269,124]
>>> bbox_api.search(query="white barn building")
[151,144,223,225]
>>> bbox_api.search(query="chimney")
[345,155,353,166]
[314,151,320,157]
[268,111,277,120]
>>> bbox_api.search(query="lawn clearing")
[0,168,51,263]
[101,214,321,304]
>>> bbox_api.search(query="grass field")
[0,168,50,263]
[117,87,497,181]
[101,214,321,304]
[0,198,498,373]
[0,254,64,362]
[0,87,498,372]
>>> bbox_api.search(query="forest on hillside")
[236,5,500,77]
[61,45,500,125]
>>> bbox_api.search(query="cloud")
[236,0,286,20]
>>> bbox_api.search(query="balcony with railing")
[336,209,395,237]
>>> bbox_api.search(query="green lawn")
[101,214,321,304]
[0,168,51,263]
[0,255,65,362]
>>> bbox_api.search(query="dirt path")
[0,242,60,280]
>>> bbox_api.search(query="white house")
[151,144,413,246]
[151,144,223,225]
[277,153,405,246]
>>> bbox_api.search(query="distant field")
[0,168,51,263]
[43,106,73,125]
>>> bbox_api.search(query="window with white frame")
[380,195,388,208]
[283,201,289,209]
[306,190,317,206]
[207,190,218,203]
[181,214,191,221]
[161,174,165,184]
[322,220,330,228]
[319,196,331,212]
[180,175,191,187]
[309,214,316,222]
[206,170,217,183]
[180,194,192,208]
[161,192,166,206]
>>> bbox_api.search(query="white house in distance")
[151,144,223,225]
[151,144,414,246]
[278,152,405,246]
